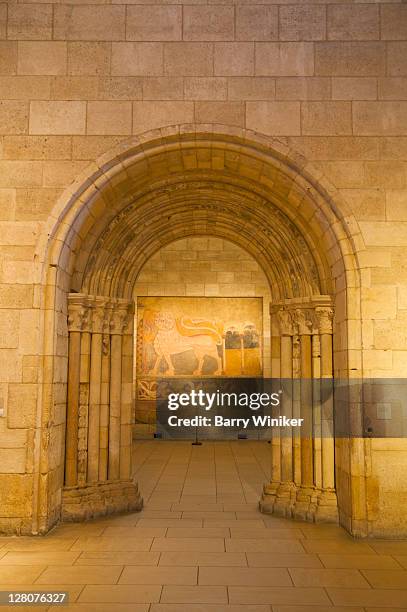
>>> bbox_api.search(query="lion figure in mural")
[145,310,223,376]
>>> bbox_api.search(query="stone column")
[293,308,316,520]
[120,308,135,480]
[260,296,338,524]
[315,306,338,523]
[78,330,91,486]
[87,299,106,483]
[62,293,142,522]
[99,333,110,482]
[270,308,281,486]
[272,308,297,517]
[259,307,281,512]
[65,300,90,487]
[292,332,301,486]
[108,310,124,481]
[312,333,322,493]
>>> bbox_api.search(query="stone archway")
[34,125,364,535]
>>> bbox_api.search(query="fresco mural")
[136,296,263,379]
[134,297,263,432]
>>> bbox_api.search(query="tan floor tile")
[166,528,230,538]
[160,585,228,604]
[298,524,353,539]
[120,566,197,585]
[182,511,237,520]
[50,524,106,537]
[79,584,161,603]
[394,556,407,569]
[138,511,182,519]
[205,520,266,529]
[96,512,141,523]
[237,512,284,520]
[328,587,407,607]
[159,551,247,566]
[319,553,402,569]
[229,586,331,605]
[2,539,77,552]
[364,608,407,612]
[247,553,322,568]
[48,605,149,612]
[199,566,291,586]
[0,565,46,584]
[172,504,224,512]
[370,541,407,555]
[179,496,219,503]
[230,529,303,539]
[71,537,152,552]
[226,539,305,553]
[150,605,270,612]
[0,607,48,612]
[75,551,159,566]
[36,565,122,585]
[150,494,180,503]
[223,505,260,512]
[361,569,407,588]
[102,527,167,538]
[272,607,364,612]
[300,540,376,555]
[289,568,370,588]
[145,503,173,511]
[137,519,202,528]
[262,517,305,529]
[152,538,225,552]
[0,551,80,565]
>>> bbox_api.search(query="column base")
[293,486,319,522]
[258,481,280,514]
[315,488,339,523]
[61,479,143,522]
[260,482,338,524]
[260,481,298,518]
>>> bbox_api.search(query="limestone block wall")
[0,1,406,535]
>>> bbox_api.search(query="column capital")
[293,308,313,335]
[110,303,134,335]
[276,308,294,336]
[68,293,134,335]
[314,306,334,335]
[91,298,109,334]
[68,298,91,333]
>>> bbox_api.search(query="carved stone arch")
[31,125,365,535]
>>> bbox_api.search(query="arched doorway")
[34,126,364,535]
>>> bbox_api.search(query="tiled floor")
[1,440,407,611]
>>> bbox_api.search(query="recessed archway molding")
[31,125,366,536]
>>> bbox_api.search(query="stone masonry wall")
[0,2,406,534]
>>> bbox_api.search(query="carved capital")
[293,308,313,335]
[68,302,91,333]
[91,303,108,334]
[110,304,133,335]
[315,307,334,335]
[68,293,135,335]
[277,308,293,336]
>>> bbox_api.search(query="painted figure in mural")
[243,323,260,349]
[142,310,223,376]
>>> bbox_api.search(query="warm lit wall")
[0,2,406,535]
